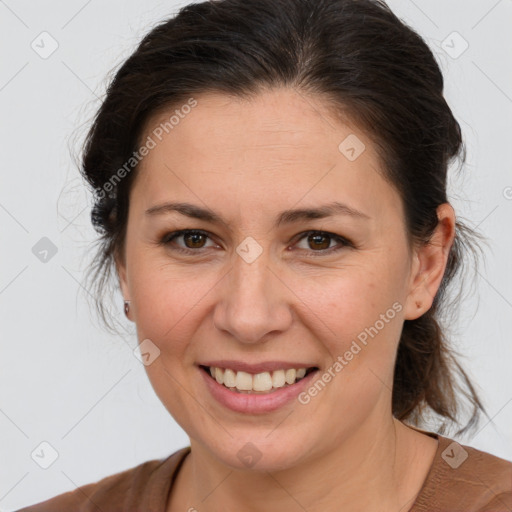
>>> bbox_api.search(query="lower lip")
[199,366,319,414]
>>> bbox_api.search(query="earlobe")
[403,203,456,320]
[114,251,131,313]
[124,300,131,318]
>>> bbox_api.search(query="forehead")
[143,88,368,163]
[132,88,402,226]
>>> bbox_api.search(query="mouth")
[198,362,321,413]
[199,364,319,394]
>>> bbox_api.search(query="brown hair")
[80,0,488,435]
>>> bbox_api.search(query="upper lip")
[198,360,319,374]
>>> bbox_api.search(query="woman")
[17,0,511,510]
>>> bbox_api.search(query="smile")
[201,365,317,393]
[198,363,320,413]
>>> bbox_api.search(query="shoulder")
[412,432,512,512]
[452,438,512,511]
[15,447,191,512]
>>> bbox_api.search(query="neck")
[170,416,437,512]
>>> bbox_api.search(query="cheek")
[127,243,216,335]
[299,268,405,414]
[296,272,404,422]
[297,268,403,347]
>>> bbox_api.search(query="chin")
[199,432,313,472]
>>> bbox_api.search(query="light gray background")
[1,0,511,509]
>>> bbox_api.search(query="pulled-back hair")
[80,0,488,435]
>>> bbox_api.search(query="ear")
[114,249,131,319]
[403,203,456,320]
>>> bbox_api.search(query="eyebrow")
[145,200,370,228]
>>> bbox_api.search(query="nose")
[212,245,293,344]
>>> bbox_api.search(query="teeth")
[207,366,312,393]
[215,367,224,385]
[272,369,285,388]
[285,369,296,384]
[235,371,253,391]
[253,372,273,392]
[223,368,236,388]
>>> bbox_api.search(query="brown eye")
[182,231,208,249]
[161,229,216,253]
[307,233,331,250]
[161,229,351,256]
[294,230,351,255]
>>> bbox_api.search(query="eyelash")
[159,229,353,256]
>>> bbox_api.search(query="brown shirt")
[16,430,512,512]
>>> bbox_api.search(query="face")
[117,88,443,471]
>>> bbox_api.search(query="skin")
[116,88,455,511]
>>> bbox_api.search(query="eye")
[160,229,218,253]
[293,230,352,255]
[160,229,352,256]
